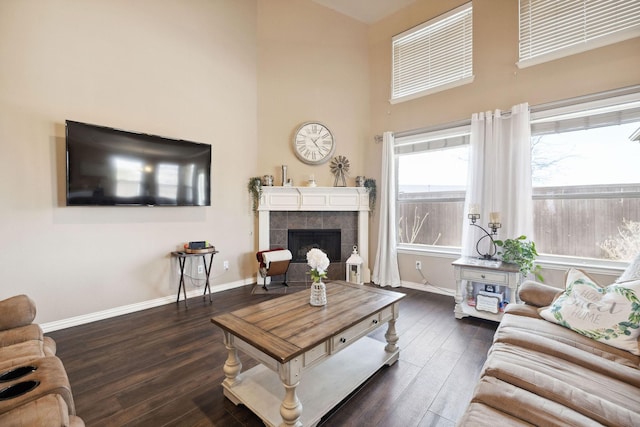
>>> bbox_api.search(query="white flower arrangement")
[306,248,330,282]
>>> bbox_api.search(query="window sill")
[397,245,628,276]
[398,244,461,259]
[536,254,627,276]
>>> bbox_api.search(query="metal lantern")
[345,245,363,285]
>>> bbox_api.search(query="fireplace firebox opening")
[288,229,341,263]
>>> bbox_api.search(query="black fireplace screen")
[288,229,341,263]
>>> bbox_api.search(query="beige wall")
[369,0,640,134]
[0,0,370,325]
[0,0,259,323]
[256,0,369,187]
[367,0,640,290]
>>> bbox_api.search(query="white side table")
[452,257,522,322]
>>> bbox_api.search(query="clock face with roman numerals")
[292,122,336,165]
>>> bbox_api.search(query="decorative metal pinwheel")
[329,155,350,187]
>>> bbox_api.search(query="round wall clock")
[292,122,336,165]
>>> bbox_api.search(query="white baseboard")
[41,278,254,333]
[400,280,456,297]
[42,278,457,333]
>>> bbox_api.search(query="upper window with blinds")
[518,0,640,68]
[391,2,474,104]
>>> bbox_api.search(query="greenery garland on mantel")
[247,177,262,213]
[246,176,377,216]
[364,178,376,216]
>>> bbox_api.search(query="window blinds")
[391,2,473,103]
[518,0,640,68]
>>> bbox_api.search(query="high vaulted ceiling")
[311,0,416,24]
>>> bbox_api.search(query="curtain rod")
[373,84,640,142]
[375,117,470,142]
[532,84,640,114]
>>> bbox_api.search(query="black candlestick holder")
[468,213,501,260]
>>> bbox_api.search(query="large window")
[391,2,473,104]
[396,92,640,263]
[531,97,640,261]
[396,126,470,248]
[518,0,640,68]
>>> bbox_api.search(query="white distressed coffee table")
[211,280,405,427]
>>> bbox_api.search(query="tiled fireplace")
[271,213,355,281]
[257,187,370,283]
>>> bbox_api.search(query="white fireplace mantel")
[258,186,370,212]
[257,186,371,282]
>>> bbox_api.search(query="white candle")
[489,211,501,223]
[469,204,479,215]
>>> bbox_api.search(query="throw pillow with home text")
[539,268,640,355]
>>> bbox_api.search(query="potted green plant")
[247,177,262,213]
[494,235,544,282]
[364,178,376,215]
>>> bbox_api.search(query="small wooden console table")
[211,281,405,427]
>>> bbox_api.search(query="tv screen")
[66,120,211,206]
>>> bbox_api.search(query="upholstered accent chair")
[0,295,84,426]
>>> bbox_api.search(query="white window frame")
[518,0,640,68]
[395,123,471,252]
[530,89,640,273]
[391,2,474,104]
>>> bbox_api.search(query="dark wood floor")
[49,283,497,427]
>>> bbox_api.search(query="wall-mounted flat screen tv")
[66,120,211,206]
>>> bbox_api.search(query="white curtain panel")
[461,103,533,258]
[372,131,401,287]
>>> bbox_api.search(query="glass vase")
[310,281,327,306]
